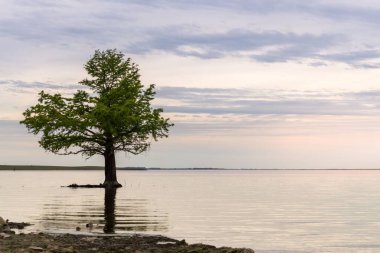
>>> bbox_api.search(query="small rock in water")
[28,246,44,252]
[76,226,81,231]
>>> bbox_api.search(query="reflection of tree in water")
[38,189,168,233]
[103,187,116,233]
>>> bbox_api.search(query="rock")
[28,246,44,252]
[62,246,74,252]
[76,226,81,231]
[0,232,11,238]
[218,247,255,253]
[83,237,96,242]
[2,225,13,234]
[177,239,187,245]
[3,221,32,230]
[156,241,176,245]
[239,249,255,253]
[0,217,6,226]
[17,224,25,229]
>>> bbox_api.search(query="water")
[1,170,380,253]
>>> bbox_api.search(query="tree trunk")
[103,137,122,188]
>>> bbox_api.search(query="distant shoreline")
[1,165,380,171]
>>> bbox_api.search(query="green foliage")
[21,49,173,157]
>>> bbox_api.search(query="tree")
[20,49,173,188]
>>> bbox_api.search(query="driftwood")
[65,183,106,188]
[7,222,32,229]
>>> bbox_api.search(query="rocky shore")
[0,217,254,253]
[0,233,255,253]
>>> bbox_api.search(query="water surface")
[1,169,380,253]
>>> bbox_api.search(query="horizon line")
[1,165,380,171]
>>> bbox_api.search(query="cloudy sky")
[2,0,380,169]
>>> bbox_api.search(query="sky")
[3,1,380,168]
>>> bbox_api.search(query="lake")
[1,169,380,253]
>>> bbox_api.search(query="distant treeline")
[0,165,147,171]
[0,165,229,171]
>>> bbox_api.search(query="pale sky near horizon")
[3,1,380,169]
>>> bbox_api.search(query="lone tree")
[21,49,173,188]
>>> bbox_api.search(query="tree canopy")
[21,49,173,187]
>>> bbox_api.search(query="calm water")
[1,170,380,253]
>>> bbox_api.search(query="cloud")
[0,80,83,94]
[5,85,380,139]
[127,26,380,68]
[154,87,380,137]
[129,0,380,26]
[157,86,380,116]
[1,1,380,69]
[320,49,380,68]
[128,28,340,62]
[5,81,380,119]
[0,120,26,135]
